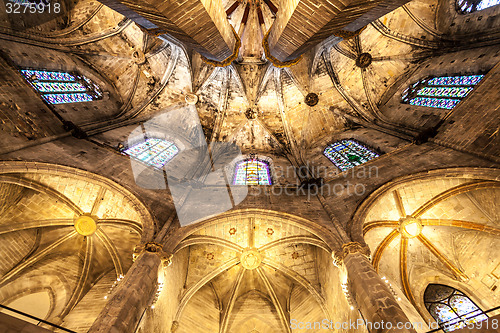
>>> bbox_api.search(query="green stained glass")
[324,139,379,171]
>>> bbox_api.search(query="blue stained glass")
[324,139,379,171]
[416,87,473,98]
[20,68,102,105]
[125,138,162,156]
[83,76,103,97]
[457,0,500,13]
[8,0,49,5]
[427,75,484,86]
[449,295,489,324]
[149,145,179,168]
[425,284,488,333]
[233,159,272,185]
[477,0,500,10]
[410,97,461,109]
[124,138,178,168]
[431,304,459,323]
[43,93,94,104]
[32,82,87,93]
[21,69,75,82]
[402,74,484,110]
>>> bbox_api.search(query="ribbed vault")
[0,162,154,332]
[355,168,500,321]
[166,210,339,333]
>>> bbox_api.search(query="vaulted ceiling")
[0,0,499,332]
[0,1,444,152]
[1,0,499,159]
[0,163,153,332]
[142,210,361,333]
[174,216,331,333]
[361,171,500,323]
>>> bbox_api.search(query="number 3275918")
[5,2,60,14]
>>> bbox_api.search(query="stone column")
[334,242,417,333]
[88,243,171,333]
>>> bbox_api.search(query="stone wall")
[380,45,500,132]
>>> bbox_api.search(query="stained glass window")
[233,158,272,185]
[401,74,484,110]
[20,69,102,105]
[324,139,379,172]
[123,138,179,168]
[456,0,500,13]
[8,0,50,5]
[424,284,488,332]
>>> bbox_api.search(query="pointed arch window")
[233,158,272,185]
[123,138,179,168]
[401,74,484,109]
[324,139,379,172]
[20,68,102,105]
[457,0,500,13]
[424,284,488,332]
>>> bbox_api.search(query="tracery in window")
[233,158,272,185]
[456,0,500,13]
[401,74,484,109]
[123,138,179,168]
[323,139,379,172]
[20,69,102,105]
[424,284,488,332]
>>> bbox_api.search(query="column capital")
[171,320,179,332]
[332,241,371,267]
[133,242,173,268]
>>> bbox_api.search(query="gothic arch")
[414,275,491,325]
[0,161,155,329]
[349,167,500,243]
[165,209,343,333]
[0,161,155,239]
[349,167,500,318]
[166,208,342,253]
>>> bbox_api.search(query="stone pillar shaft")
[344,252,417,333]
[88,252,161,333]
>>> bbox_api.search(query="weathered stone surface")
[99,0,236,61]
[344,252,417,333]
[0,1,498,332]
[267,0,413,61]
[88,252,162,333]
